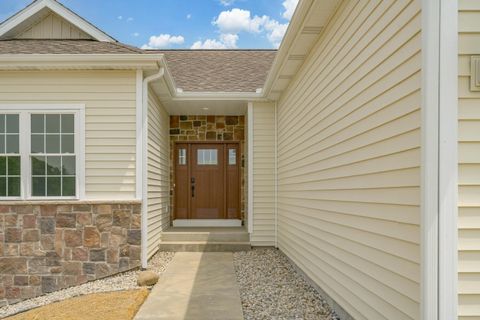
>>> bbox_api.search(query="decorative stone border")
[0,202,141,306]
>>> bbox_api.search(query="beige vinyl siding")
[251,102,275,246]
[0,70,137,199]
[146,90,170,258]
[276,1,421,319]
[458,1,480,318]
[16,12,92,40]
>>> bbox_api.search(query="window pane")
[6,115,19,133]
[8,177,20,197]
[7,157,20,175]
[0,177,5,196]
[62,156,75,175]
[61,115,74,133]
[0,157,5,175]
[31,135,44,153]
[229,149,236,165]
[61,135,74,153]
[62,177,75,196]
[197,149,218,165]
[6,135,19,153]
[0,115,4,133]
[46,156,61,175]
[0,135,4,153]
[46,114,60,133]
[32,156,46,175]
[178,148,186,165]
[31,114,44,133]
[47,177,61,196]
[46,134,60,153]
[32,177,45,196]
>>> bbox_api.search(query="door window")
[197,149,217,165]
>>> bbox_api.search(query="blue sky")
[0,0,298,49]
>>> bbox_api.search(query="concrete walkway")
[135,252,244,320]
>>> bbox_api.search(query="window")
[0,114,20,197]
[228,149,237,165]
[0,106,84,199]
[197,149,217,165]
[178,148,186,165]
[30,114,76,197]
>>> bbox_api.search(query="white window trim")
[0,104,85,200]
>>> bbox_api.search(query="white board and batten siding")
[0,70,137,200]
[146,91,170,258]
[250,102,276,246]
[16,12,92,40]
[458,1,480,318]
[276,1,421,319]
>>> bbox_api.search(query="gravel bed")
[233,248,338,320]
[0,252,174,319]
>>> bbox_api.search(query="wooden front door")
[174,142,240,219]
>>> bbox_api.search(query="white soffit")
[0,0,115,41]
[264,0,341,101]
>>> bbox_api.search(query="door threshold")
[173,219,242,227]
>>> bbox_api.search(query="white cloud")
[191,39,228,49]
[186,14,192,19]
[132,32,140,37]
[117,15,123,20]
[219,33,239,48]
[142,34,185,49]
[263,19,288,48]
[282,0,299,20]
[127,17,134,22]
[213,8,267,34]
[219,0,236,6]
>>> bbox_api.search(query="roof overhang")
[0,54,163,70]
[263,0,341,101]
[0,0,115,41]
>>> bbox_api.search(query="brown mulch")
[5,289,149,320]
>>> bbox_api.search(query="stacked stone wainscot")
[0,201,141,306]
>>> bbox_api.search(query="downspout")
[274,101,278,248]
[140,67,165,269]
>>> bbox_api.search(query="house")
[0,0,475,319]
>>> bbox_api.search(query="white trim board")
[0,0,115,41]
[247,102,254,234]
[172,219,242,228]
[421,0,458,319]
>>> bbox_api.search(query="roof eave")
[0,54,163,70]
[0,0,116,42]
[262,0,341,101]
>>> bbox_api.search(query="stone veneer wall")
[169,115,245,220]
[0,202,141,306]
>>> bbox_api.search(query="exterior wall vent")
[470,56,480,91]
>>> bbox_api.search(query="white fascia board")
[0,0,115,41]
[0,54,164,70]
[171,92,267,101]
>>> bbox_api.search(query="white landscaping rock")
[137,270,159,286]
[233,248,339,320]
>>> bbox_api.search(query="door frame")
[173,141,242,220]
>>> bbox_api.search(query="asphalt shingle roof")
[151,49,277,92]
[0,40,277,92]
[0,39,143,54]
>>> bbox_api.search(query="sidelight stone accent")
[169,115,246,220]
[0,202,141,306]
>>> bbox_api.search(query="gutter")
[0,54,164,70]
[140,66,165,269]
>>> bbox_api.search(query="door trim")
[173,141,242,221]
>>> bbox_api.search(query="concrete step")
[158,241,251,252]
[160,227,249,243]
